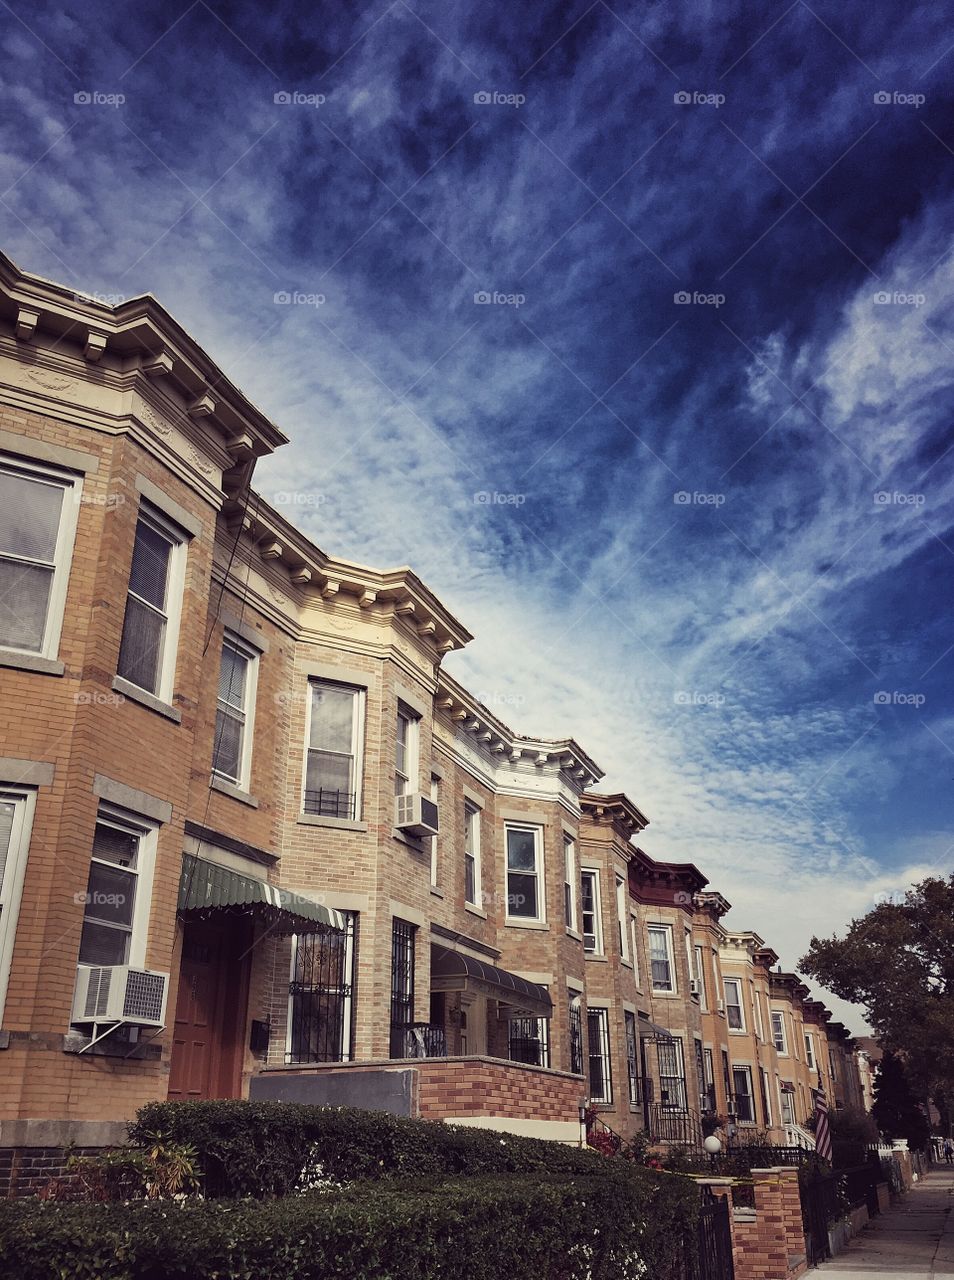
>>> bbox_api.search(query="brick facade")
[0,250,867,1188]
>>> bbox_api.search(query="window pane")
[218,643,247,710]
[507,871,537,917]
[78,920,130,966]
[85,862,136,926]
[117,596,165,693]
[128,519,172,609]
[0,559,53,651]
[214,707,243,780]
[506,828,536,871]
[92,823,139,870]
[0,799,16,890]
[0,470,64,562]
[309,684,354,752]
[305,750,352,796]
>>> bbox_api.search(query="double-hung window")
[304,680,364,819]
[648,924,675,992]
[213,633,258,789]
[753,988,765,1041]
[630,915,641,985]
[624,1011,640,1104]
[0,456,80,659]
[587,1007,612,1104]
[617,877,629,961]
[732,1065,755,1123]
[0,788,38,1022]
[464,802,481,907]
[771,1010,788,1054]
[694,945,708,1007]
[77,808,156,969]
[429,777,440,887]
[563,835,577,930]
[779,1082,796,1127]
[805,1033,816,1071]
[724,978,745,1030]
[117,504,187,700]
[580,869,601,953]
[505,824,544,921]
[394,707,419,796]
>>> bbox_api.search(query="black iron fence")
[389,1022,446,1059]
[649,1102,704,1148]
[673,1186,735,1280]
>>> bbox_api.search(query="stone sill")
[112,676,181,723]
[211,776,259,807]
[297,814,368,832]
[0,648,64,676]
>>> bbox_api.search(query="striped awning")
[178,854,345,935]
[639,1018,675,1043]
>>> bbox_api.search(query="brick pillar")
[726,1167,808,1280]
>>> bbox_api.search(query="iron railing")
[649,1101,704,1148]
[389,1022,446,1059]
[674,1185,735,1280]
[286,913,356,1063]
[303,788,356,819]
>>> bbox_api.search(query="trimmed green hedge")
[130,1100,606,1198]
[0,1169,700,1280]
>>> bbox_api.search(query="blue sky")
[3,0,954,1027]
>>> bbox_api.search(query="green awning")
[178,854,345,935]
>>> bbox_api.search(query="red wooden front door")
[168,920,248,1100]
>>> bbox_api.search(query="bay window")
[724,977,745,1030]
[648,924,675,991]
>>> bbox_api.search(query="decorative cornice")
[580,791,650,838]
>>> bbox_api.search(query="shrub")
[40,1143,200,1202]
[0,1167,700,1280]
[130,1100,604,1198]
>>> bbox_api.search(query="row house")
[0,250,866,1187]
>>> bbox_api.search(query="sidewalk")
[813,1167,954,1278]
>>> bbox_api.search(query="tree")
[800,875,954,1102]
[871,1051,930,1150]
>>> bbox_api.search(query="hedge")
[0,1168,700,1280]
[130,1100,608,1198]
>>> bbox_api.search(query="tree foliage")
[800,875,954,1098]
[872,1051,930,1150]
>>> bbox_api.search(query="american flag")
[814,1088,833,1162]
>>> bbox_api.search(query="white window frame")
[624,1010,640,1105]
[761,1068,773,1127]
[563,834,577,931]
[771,1010,788,1055]
[731,1064,756,1124]
[464,801,482,907]
[504,823,545,924]
[694,945,708,1008]
[77,804,158,972]
[724,977,745,1031]
[394,705,420,797]
[0,455,82,661]
[587,1005,613,1104]
[429,776,440,887]
[0,787,38,1022]
[779,1082,795,1127]
[302,679,366,819]
[805,1032,816,1071]
[212,631,259,791]
[580,867,602,954]
[117,502,187,702]
[648,923,676,992]
[753,987,765,1041]
[285,914,357,1064]
[630,914,641,987]
[617,877,629,962]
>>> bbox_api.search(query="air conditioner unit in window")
[394,793,440,838]
[689,979,700,996]
[72,966,169,1028]
[717,998,725,1012]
